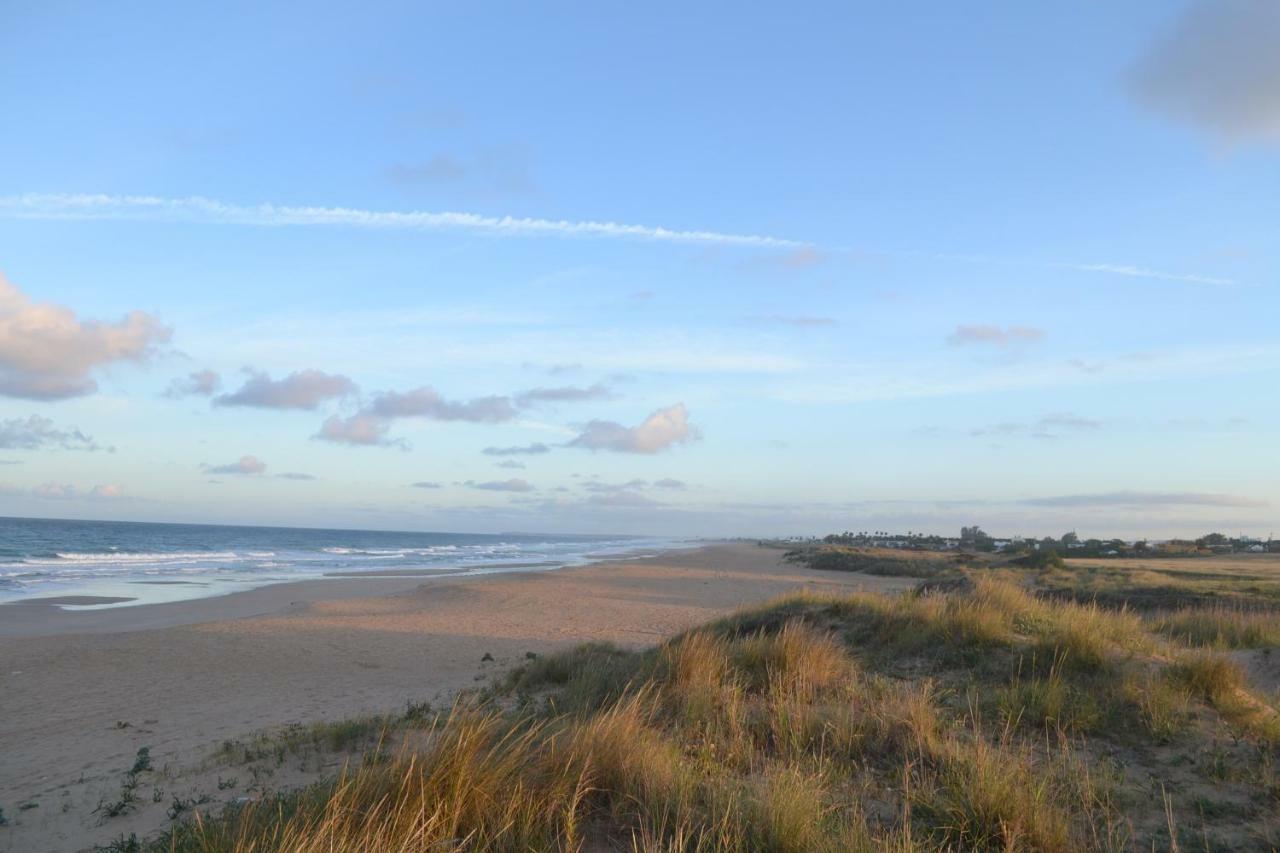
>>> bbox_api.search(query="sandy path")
[0,543,913,852]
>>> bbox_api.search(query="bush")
[1012,550,1066,570]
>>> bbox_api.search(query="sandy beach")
[0,543,914,852]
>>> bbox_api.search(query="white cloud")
[1132,0,1280,141]
[204,455,267,475]
[215,369,356,410]
[568,403,697,454]
[0,272,170,399]
[0,415,104,451]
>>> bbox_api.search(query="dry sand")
[0,543,914,853]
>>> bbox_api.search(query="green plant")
[93,834,141,853]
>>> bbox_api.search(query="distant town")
[774,528,1279,557]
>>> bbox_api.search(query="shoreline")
[0,542,917,853]
[0,545,706,639]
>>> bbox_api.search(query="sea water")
[0,516,686,609]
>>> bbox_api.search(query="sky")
[0,1,1277,539]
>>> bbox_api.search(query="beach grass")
[134,562,1280,852]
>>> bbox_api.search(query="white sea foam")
[0,523,692,609]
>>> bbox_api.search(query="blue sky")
[0,1,1276,538]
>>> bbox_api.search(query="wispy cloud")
[0,193,804,249]
[164,369,221,398]
[947,325,1046,347]
[467,478,535,492]
[0,196,1237,288]
[515,383,612,405]
[582,478,650,493]
[922,252,1238,288]
[1023,491,1267,509]
[368,386,517,422]
[580,477,687,493]
[18,482,125,500]
[586,491,664,508]
[971,412,1102,440]
[386,146,537,197]
[1068,263,1236,287]
[738,246,827,271]
[748,315,838,328]
[775,342,1280,406]
[275,471,316,481]
[483,442,551,456]
[0,415,105,451]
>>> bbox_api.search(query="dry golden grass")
[143,574,1280,853]
[1150,605,1280,649]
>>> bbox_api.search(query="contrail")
[0,192,1239,285]
[0,192,806,249]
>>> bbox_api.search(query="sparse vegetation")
[135,566,1280,851]
[215,714,392,765]
[166,793,213,821]
[784,545,959,578]
[130,746,153,774]
[94,834,142,853]
[93,747,156,822]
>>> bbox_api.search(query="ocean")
[0,516,687,609]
